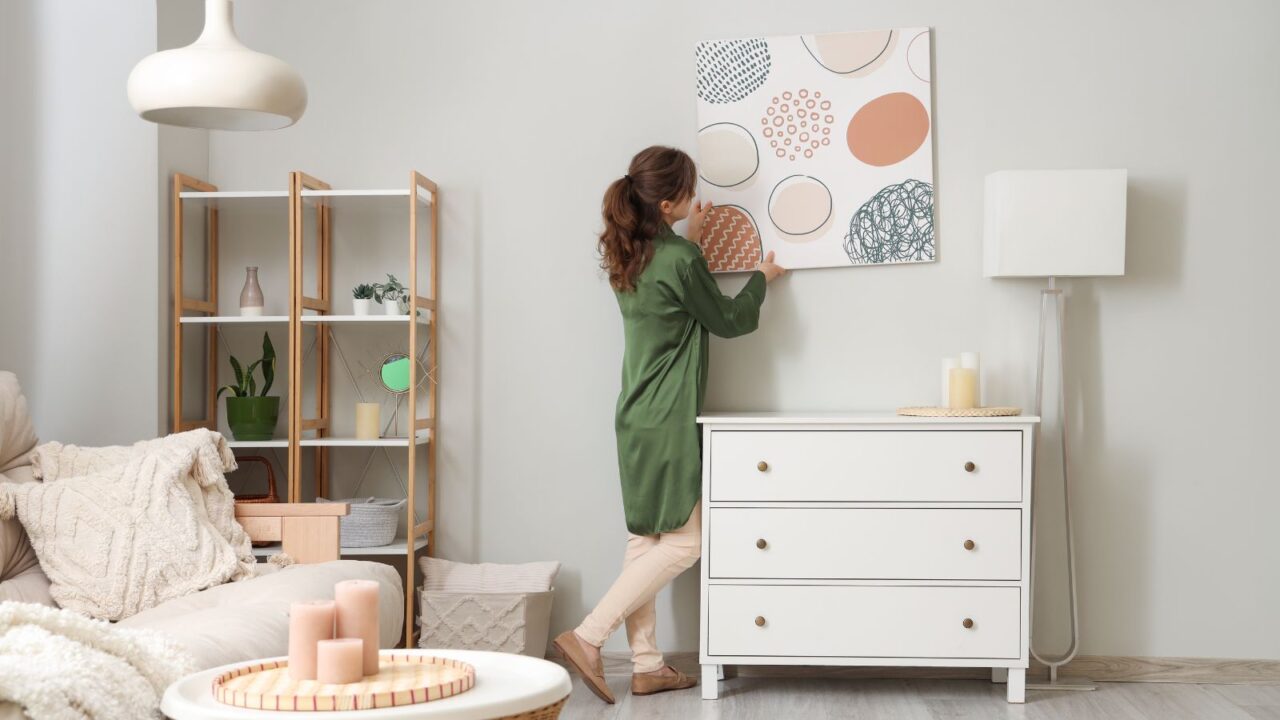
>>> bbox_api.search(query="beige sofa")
[0,373,404,717]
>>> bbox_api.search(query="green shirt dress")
[614,226,767,536]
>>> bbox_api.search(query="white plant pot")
[383,300,402,315]
[353,298,373,315]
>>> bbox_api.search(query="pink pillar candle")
[334,579,381,676]
[288,600,335,681]
[317,638,364,685]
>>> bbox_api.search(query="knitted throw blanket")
[0,601,194,720]
[30,429,256,581]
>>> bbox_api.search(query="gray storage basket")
[317,497,405,548]
[418,589,555,658]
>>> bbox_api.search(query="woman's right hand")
[757,251,787,283]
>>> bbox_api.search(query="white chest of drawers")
[698,412,1039,703]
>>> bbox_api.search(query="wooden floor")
[558,674,1280,719]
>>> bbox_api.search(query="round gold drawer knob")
[757,461,769,472]
[756,538,768,549]
[964,461,976,473]
[755,616,766,627]
[962,618,974,629]
[963,539,976,551]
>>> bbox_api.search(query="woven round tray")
[213,653,475,711]
[897,406,1022,417]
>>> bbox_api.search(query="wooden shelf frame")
[293,167,442,645]
[171,170,441,649]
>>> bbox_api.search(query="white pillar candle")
[355,403,380,440]
[940,358,958,407]
[959,352,981,407]
[948,368,979,410]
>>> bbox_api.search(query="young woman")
[553,146,786,703]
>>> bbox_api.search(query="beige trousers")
[575,501,702,673]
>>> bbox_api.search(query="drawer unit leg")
[702,664,720,699]
[1007,668,1026,703]
[992,667,1008,683]
[717,664,726,680]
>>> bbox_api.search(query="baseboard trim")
[581,652,1280,685]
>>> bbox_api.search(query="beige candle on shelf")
[316,638,364,685]
[288,600,335,681]
[335,579,381,676]
[948,367,978,409]
[355,403,381,440]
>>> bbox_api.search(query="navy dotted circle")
[696,39,772,104]
[844,180,936,264]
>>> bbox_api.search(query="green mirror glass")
[380,354,412,394]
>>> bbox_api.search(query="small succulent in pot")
[352,283,376,315]
[217,332,280,441]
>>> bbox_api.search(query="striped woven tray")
[213,653,475,711]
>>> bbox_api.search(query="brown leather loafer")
[631,665,698,696]
[552,630,615,704]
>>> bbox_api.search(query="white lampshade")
[128,0,306,131]
[983,169,1128,278]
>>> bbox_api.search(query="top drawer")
[708,430,1023,503]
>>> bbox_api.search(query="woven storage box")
[318,497,405,548]
[418,590,554,658]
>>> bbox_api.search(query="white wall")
[0,1,161,444]
[201,0,1279,659]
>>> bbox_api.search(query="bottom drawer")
[707,585,1021,659]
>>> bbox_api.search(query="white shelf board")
[301,189,409,198]
[299,433,429,447]
[227,439,289,449]
[301,314,429,325]
[180,315,289,324]
[251,535,428,559]
[179,190,289,199]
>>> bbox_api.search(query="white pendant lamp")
[128,0,306,131]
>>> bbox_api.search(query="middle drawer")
[708,508,1022,580]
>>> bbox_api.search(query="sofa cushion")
[0,373,49,609]
[0,373,37,474]
[0,448,242,621]
[120,560,405,671]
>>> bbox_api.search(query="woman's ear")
[659,199,673,215]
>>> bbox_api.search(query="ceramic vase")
[353,298,373,315]
[239,266,264,316]
[383,298,402,315]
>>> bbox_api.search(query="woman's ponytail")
[599,146,697,292]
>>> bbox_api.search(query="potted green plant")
[374,274,407,315]
[352,283,376,315]
[218,333,279,441]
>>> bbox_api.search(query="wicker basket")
[317,497,405,548]
[418,589,555,658]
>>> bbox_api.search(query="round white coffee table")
[161,649,571,720]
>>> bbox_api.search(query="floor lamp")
[983,169,1128,691]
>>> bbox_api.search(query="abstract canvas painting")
[693,28,935,272]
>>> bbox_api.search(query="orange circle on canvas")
[846,92,930,166]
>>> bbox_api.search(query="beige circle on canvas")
[768,175,832,239]
[697,123,759,187]
[802,29,896,76]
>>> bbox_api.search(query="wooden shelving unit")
[172,171,440,647]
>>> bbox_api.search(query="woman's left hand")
[687,199,714,243]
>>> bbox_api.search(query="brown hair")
[599,146,698,291]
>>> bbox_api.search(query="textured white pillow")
[30,429,255,582]
[0,448,241,621]
[420,556,559,594]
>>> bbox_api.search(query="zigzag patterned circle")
[696,39,772,104]
[699,205,762,273]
